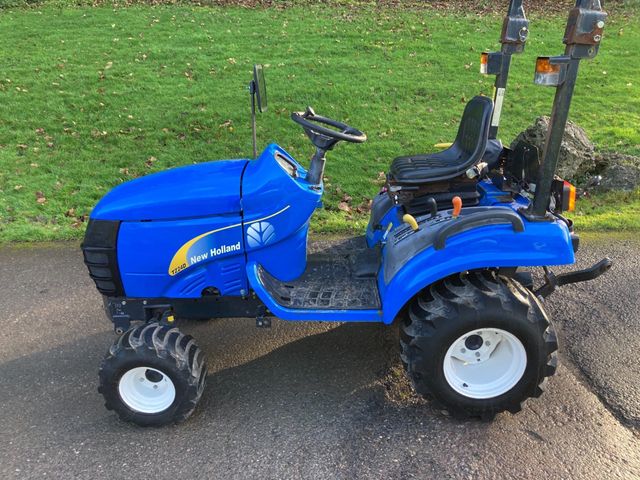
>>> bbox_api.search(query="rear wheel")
[399,270,557,419]
[99,323,207,426]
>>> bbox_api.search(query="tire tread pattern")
[400,270,558,420]
[98,323,207,426]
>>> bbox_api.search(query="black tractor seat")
[389,95,493,185]
[386,95,494,211]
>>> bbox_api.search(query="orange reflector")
[535,57,561,75]
[480,52,489,74]
[565,181,576,212]
[534,57,565,86]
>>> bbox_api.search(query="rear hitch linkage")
[535,257,612,299]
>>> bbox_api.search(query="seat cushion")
[390,149,465,183]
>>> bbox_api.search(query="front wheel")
[98,323,207,426]
[399,270,558,420]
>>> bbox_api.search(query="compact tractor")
[83,0,611,425]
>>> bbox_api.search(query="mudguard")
[378,208,575,324]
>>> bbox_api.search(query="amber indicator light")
[535,57,561,75]
[565,181,576,212]
[480,52,489,74]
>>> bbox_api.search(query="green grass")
[573,189,640,231]
[0,5,639,242]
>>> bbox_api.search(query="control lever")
[402,214,419,232]
[452,196,462,219]
[426,197,438,218]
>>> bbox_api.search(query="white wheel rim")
[443,328,527,400]
[118,367,176,414]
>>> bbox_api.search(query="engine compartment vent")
[81,219,125,297]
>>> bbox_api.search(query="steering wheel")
[291,107,367,150]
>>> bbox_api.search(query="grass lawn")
[0,4,639,242]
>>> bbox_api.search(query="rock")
[511,116,596,181]
[596,154,640,191]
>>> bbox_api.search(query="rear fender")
[379,217,574,324]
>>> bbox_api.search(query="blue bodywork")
[90,143,575,323]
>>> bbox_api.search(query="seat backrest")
[454,96,493,160]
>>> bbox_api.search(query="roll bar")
[485,0,530,139]
[528,0,607,219]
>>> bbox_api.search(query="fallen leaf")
[65,208,75,217]
[338,202,351,213]
[105,61,113,70]
[355,199,372,214]
[92,130,107,138]
[14,185,23,191]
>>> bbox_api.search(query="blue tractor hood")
[91,159,247,221]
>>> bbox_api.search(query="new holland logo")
[246,221,276,248]
[168,205,290,276]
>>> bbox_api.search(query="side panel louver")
[81,219,124,297]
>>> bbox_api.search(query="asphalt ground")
[0,233,638,479]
